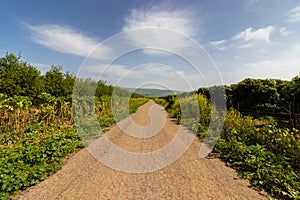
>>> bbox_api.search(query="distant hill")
[126,88,182,97]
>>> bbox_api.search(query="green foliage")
[157,94,212,137]
[0,94,148,199]
[0,93,72,134]
[215,141,300,199]
[196,77,300,129]
[153,98,168,108]
[44,66,75,98]
[3,52,299,199]
[159,92,300,199]
[0,53,149,198]
[0,53,118,100]
[215,110,300,199]
[128,97,149,114]
[96,81,114,97]
[0,53,43,97]
[0,126,84,199]
[228,78,280,112]
[102,96,148,125]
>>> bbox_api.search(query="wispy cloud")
[286,5,300,23]
[233,26,274,44]
[122,4,201,55]
[209,39,228,50]
[123,4,199,36]
[209,39,227,47]
[24,23,112,59]
[279,27,291,36]
[209,26,274,50]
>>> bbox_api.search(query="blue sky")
[1,0,300,91]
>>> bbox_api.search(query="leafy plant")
[0,126,84,199]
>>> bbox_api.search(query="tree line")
[0,53,143,101]
[195,76,300,128]
[1,52,299,127]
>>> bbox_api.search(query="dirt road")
[15,100,269,199]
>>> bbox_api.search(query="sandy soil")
[15,100,269,200]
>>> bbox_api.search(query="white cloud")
[238,43,253,48]
[279,27,291,36]
[209,26,274,51]
[123,5,199,36]
[122,4,200,55]
[233,26,274,44]
[208,39,229,51]
[209,39,227,47]
[24,23,112,59]
[286,6,300,23]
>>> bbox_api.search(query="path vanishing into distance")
[15,100,269,199]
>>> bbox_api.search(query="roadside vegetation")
[155,76,300,199]
[1,52,299,199]
[0,53,147,199]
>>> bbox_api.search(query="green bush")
[215,140,300,199]
[157,94,212,136]
[215,110,300,199]
[0,126,84,199]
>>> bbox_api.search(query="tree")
[229,78,280,112]
[63,72,75,97]
[281,76,300,127]
[96,80,113,97]
[0,53,43,97]
[43,66,75,97]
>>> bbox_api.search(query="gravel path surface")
[15,100,269,199]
